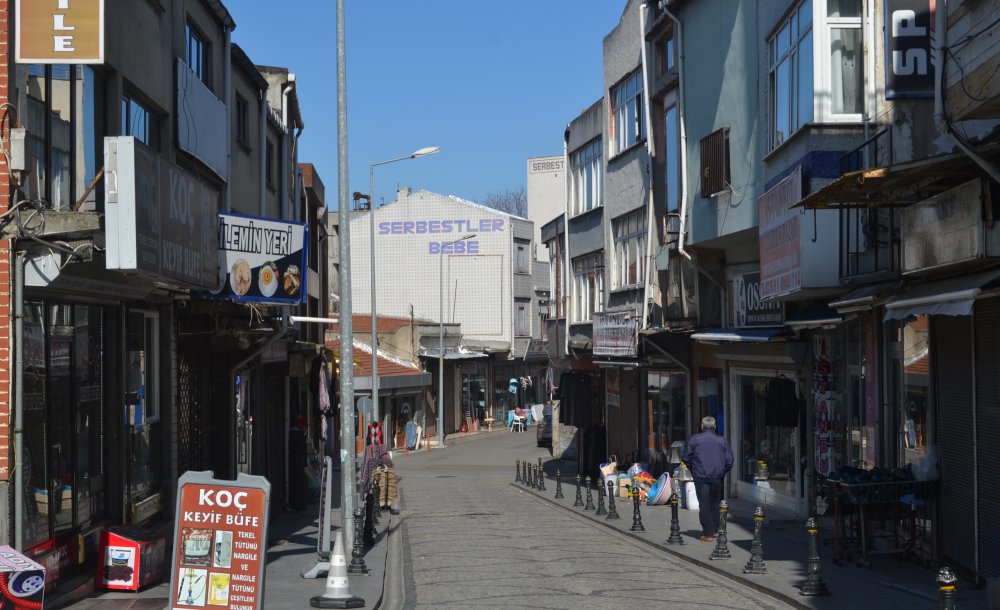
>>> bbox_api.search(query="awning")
[884,269,1000,321]
[793,145,996,210]
[829,281,901,313]
[691,327,794,343]
[785,304,844,329]
[419,348,489,360]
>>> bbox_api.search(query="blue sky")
[231,1,626,209]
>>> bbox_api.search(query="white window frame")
[611,71,645,155]
[769,0,864,150]
[612,210,647,289]
[571,252,605,323]
[570,138,603,216]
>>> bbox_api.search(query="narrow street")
[393,431,793,609]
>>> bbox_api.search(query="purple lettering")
[403,221,415,234]
[441,220,453,233]
[415,221,427,233]
[493,219,503,231]
[378,222,391,235]
[467,241,479,254]
[391,222,403,234]
[429,220,441,233]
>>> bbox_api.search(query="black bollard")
[710,500,732,560]
[630,488,645,532]
[348,506,369,575]
[584,477,595,511]
[595,480,607,516]
[555,470,564,499]
[799,517,830,596]
[574,474,584,507]
[743,506,767,574]
[606,480,620,520]
[528,459,535,488]
[516,459,522,483]
[538,466,546,492]
[937,566,957,610]
[371,480,381,525]
[666,494,684,544]
[363,491,376,547]
[533,464,541,490]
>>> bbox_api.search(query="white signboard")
[593,311,638,358]
[758,167,803,300]
[207,213,308,304]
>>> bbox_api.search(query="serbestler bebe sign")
[16,0,105,64]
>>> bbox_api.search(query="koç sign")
[16,0,104,64]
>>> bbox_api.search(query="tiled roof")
[335,314,430,334]
[327,338,422,377]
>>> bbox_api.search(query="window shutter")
[700,128,730,197]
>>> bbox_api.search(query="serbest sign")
[593,311,638,358]
[104,137,220,290]
[169,471,270,610]
[885,0,934,99]
[378,217,504,254]
[16,0,104,64]
[758,166,803,300]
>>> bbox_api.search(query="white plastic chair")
[511,415,526,433]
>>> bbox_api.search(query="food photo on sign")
[206,213,308,304]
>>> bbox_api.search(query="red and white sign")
[169,473,270,610]
[758,167,802,300]
[593,311,638,358]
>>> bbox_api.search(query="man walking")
[680,416,733,541]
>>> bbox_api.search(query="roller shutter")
[975,297,1000,578]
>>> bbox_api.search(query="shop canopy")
[828,281,901,313]
[784,304,844,330]
[419,348,489,360]
[690,327,794,343]
[883,269,1000,321]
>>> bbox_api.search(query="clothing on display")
[765,376,802,427]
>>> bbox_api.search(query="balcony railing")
[839,126,892,176]
[840,206,900,280]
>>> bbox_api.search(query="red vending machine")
[98,528,166,591]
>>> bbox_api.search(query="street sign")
[356,397,373,418]
[168,471,270,610]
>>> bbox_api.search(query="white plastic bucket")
[683,481,699,510]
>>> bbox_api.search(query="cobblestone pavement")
[394,430,794,609]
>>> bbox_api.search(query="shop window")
[126,311,162,522]
[645,371,687,458]
[19,65,104,211]
[900,315,930,466]
[738,374,802,498]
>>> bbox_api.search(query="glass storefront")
[643,370,687,457]
[899,315,930,466]
[22,303,107,551]
[737,373,801,499]
[125,311,162,523]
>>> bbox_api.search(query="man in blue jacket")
[680,416,734,541]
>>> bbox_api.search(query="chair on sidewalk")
[511,415,526,433]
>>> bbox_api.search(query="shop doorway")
[731,369,804,515]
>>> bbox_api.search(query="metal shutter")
[934,315,976,573]
[975,298,1000,578]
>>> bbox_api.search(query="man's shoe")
[698,535,715,542]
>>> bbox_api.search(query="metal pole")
[438,245,446,449]
[369,164,379,426]
[335,0,356,549]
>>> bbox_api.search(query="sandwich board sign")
[169,471,270,610]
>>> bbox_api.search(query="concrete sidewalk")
[56,489,396,609]
[520,458,988,610]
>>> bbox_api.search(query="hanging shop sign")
[205,213,308,304]
[16,0,104,64]
[733,272,784,327]
[169,471,270,610]
[885,0,934,99]
[593,311,638,358]
[758,167,802,300]
[104,137,220,290]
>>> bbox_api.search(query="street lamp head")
[411,146,440,158]
[460,233,476,241]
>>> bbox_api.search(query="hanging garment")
[765,377,801,427]
[374,465,398,508]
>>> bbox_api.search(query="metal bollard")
[362,491,376,547]
[743,506,767,574]
[528,459,535,488]
[584,477,595,511]
[538,459,546,492]
[348,505,369,575]
[533,464,541,490]
[555,470,564,499]
[666,494,684,544]
[709,500,731,560]
[515,459,522,483]
[371,479,381,526]
[574,474,584,507]
[937,566,957,610]
[799,517,830,596]
[595,480,607,516]
[630,488,645,532]
[606,480,620,520]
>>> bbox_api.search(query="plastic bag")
[627,462,648,477]
[912,446,939,481]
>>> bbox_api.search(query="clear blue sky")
[231,1,626,209]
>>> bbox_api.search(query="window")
[664,105,680,212]
[612,209,648,288]
[185,22,208,84]
[700,128,730,197]
[265,139,275,189]
[235,94,250,146]
[769,0,863,149]
[572,252,604,323]
[122,93,155,147]
[656,35,675,76]
[570,138,603,215]
[611,71,645,154]
[515,298,531,337]
[548,239,563,319]
[539,301,549,340]
[514,238,531,274]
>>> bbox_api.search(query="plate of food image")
[258,261,279,297]
[283,264,301,296]
[230,259,251,295]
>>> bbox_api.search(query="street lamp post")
[368,146,439,428]
[438,234,475,449]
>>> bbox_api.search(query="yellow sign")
[16,0,104,64]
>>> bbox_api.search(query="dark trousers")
[694,478,723,536]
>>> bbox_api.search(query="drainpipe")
[224,26,232,212]
[562,126,571,359]
[13,251,24,550]
[640,2,656,330]
[280,83,294,220]
[229,312,290,479]
[663,4,691,261]
[933,0,1000,184]
[258,96,267,216]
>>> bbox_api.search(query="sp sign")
[885,0,934,99]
